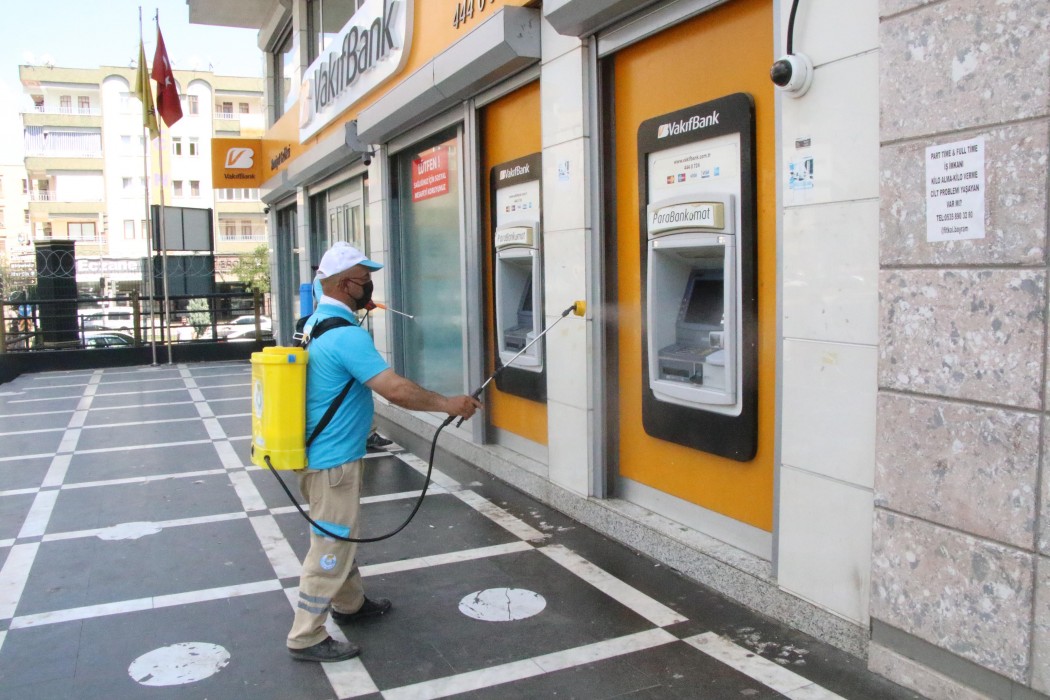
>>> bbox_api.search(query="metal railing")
[1,291,269,353]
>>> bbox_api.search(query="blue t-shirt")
[305,302,389,469]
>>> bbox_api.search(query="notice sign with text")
[925,136,985,242]
[412,146,450,203]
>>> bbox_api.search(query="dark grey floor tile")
[343,548,655,690]
[0,493,35,540]
[217,414,250,438]
[88,389,194,410]
[198,384,251,402]
[64,442,221,484]
[15,518,276,617]
[2,430,63,460]
[0,457,52,493]
[83,401,201,426]
[0,411,72,433]
[47,473,244,534]
[0,591,335,700]
[76,420,211,451]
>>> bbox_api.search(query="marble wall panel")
[876,394,1039,549]
[880,0,1050,142]
[1034,556,1050,693]
[880,122,1049,267]
[1041,421,1050,556]
[879,269,1046,408]
[871,510,1034,682]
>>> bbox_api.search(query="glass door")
[391,127,465,396]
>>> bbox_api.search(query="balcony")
[22,108,102,129]
[28,198,106,217]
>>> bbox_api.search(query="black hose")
[265,414,454,543]
[786,0,800,55]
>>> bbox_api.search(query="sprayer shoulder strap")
[305,317,355,447]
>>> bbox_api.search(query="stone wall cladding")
[877,0,1050,694]
[880,0,1050,143]
[871,510,1035,682]
[880,122,1049,267]
[878,268,1046,408]
[876,393,1039,548]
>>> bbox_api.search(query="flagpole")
[139,6,158,366]
[155,11,174,365]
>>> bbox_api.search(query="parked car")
[218,315,271,338]
[81,307,136,331]
[83,331,135,348]
[225,327,274,342]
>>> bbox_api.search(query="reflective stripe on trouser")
[287,460,366,649]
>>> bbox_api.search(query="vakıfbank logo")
[657,111,720,138]
[225,147,255,169]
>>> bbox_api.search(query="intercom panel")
[638,93,757,461]
[490,153,545,401]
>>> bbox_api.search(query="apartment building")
[0,163,31,269]
[18,64,267,296]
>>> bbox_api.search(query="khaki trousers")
[286,460,366,649]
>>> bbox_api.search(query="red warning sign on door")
[411,146,450,202]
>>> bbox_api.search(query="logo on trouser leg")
[320,554,338,571]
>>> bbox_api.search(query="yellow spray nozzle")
[562,300,587,317]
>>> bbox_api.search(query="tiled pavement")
[0,362,922,699]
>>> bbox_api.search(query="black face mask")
[351,280,374,308]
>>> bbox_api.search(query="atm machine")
[491,153,545,401]
[638,94,757,461]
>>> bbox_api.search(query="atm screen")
[519,277,533,313]
[682,275,723,327]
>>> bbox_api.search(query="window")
[78,96,91,113]
[122,177,133,192]
[307,0,360,62]
[124,220,136,239]
[68,221,97,240]
[173,181,183,197]
[142,219,149,239]
[120,92,131,113]
[0,207,5,228]
[239,102,249,114]
[272,24,297,120]
[59,95,72,113]
[0,175,4,196]
[190,180,200,197]
[188,138,199,157]
[25,210,30,224]
[172,137,182,156]
[22,179,28,195]
[221,101,233,115]
[181,93,199,115]
[241,221,253,239]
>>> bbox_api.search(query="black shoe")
[332,597,392,625]
[366,431,393,449]
[288,637,361,663]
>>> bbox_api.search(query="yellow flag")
[134,40,159,139]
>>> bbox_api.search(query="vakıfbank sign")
[299,0,413,143]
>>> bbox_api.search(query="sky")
[0,0,265,162]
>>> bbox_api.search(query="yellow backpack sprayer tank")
[250,346,308,470]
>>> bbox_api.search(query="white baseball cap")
[316,242,382,279]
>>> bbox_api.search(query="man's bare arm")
[366,369,481,419]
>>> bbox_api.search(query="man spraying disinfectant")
[287,243,481,663]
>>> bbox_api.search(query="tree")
[186,298,211,339]
[230,245,271,294]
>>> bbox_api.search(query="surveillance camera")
[770,53,813,98]
[362,154,372,167]
[263,206,270,214]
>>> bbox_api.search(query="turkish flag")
[151,27,183,128]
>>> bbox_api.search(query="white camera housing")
[770,53,813,98]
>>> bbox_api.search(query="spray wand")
[455,300,586,427]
